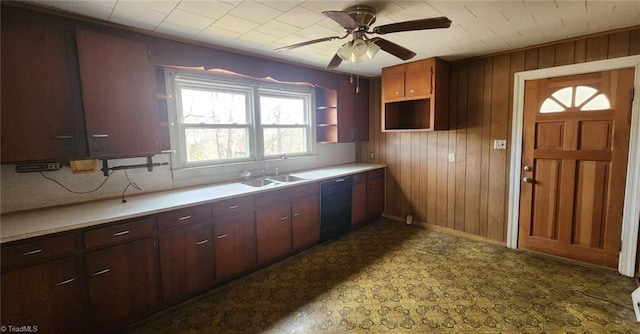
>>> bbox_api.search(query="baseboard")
[382,213,506,247]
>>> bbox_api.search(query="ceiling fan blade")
[373,16,452,35]
[370,37,416,60]
[322,10,359,30]
[327,53,343,70]
[274,36,342,52]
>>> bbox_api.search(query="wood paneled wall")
[360,26,640,245]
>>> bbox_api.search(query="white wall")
[0,143,355,213]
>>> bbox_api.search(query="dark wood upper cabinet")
[381,57,449,132]
[316,79,370,143]
[0,18,87,163]
[76,30,159,158]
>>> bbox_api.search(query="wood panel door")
[519,68,635,268]
[292,194,320,250]
[158,222,215,304]
[213,211,256,281]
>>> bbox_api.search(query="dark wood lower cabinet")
[85,238,160,331]
[292,194,320,250]
[351,173,367,225]
[158,222,215,304]
[257,203,293,265]
[213,211,256,281]
[367,170,385,220]
[1,256,87,333]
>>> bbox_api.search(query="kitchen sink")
[267,175,307,183]
[243,178,277,187]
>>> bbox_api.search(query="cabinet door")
[381,65,405,100]
[85,238,160,330]
[367,170,385,220]
[405,59,433,97]
[1,257,87,332]
[213,211,256,281]
[355,80,370,141]
[351,175,367,225]
[292,194,320,250]
[76,30,158,158]
[338,80,356,142]
[158,222,215,304]
[256,203,293,265]
[1,18,86,163]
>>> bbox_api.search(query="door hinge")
[632,88,635,102]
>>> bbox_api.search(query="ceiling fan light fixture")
[338,39,380,63]
[337,42,353,61]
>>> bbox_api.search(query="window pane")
[260,96,305,125]
[185,128,249,162]
[263,128,306,155]
[540,98,565,113]
[551,87,573,108]
[575,86,598,107]
[581,94,611,111]
[180,88,247,124]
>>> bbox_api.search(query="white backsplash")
[0,143,355,213]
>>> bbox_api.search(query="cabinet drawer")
[367,168,384,180]
[1,233,76,268]
[255,183,318,207]
[212,196,255,217]
[157,204,212,230]
[83,217,155,249]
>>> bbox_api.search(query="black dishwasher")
[320,176,353,242]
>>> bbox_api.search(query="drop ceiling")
[23,1,640,77]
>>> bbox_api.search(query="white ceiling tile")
[176,0,236,19]
[111,2,166,30]
[386,2,442,22]
[199,26,242,41]
[48,1,114,21]
[212,14,260,34]
[276,6,325,28]
[164,8,215,31]
[229,1,283,24]
[238,30,279,45]
[256,20,299,37]
[120,0,180,14]
[155,21,201,38]
[258,0,302,12]
[295,24,341,40]
[300,1,350,13]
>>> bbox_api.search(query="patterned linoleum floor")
[125,219,640,333]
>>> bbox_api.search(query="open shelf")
[383,98,432,131]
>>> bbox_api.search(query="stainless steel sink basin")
[243,178,276,187]
[267,175,307,183]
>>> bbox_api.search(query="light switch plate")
[494,139,507,150]
[448,153,455,162]
[632,287,640,321]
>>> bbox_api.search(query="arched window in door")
[540,85,611,113]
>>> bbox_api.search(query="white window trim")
[507,55,640,277]
[165,69,317,173]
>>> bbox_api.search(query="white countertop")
[0,163,384,243]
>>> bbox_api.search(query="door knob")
[523,165,533,172]
[522,176,534,184]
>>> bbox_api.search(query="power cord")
[40,171,114,194]
[121,170,142,203]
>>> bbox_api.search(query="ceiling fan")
[274,5,452,70]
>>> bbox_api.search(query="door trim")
[507,55,640,277]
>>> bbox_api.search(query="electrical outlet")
[494,139,507,150]
[448,153,455,162]
[632,287,640,321]
[369,152,375,160]
[405,214,413,225]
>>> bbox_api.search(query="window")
[169,72,314,168]
[540,85,611,113]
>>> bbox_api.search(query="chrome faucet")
[261,165,270,178]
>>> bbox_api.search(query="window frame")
[167,69,316,170]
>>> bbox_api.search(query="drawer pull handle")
[112,230,130,237]
[293,213,300,217]
[178,215,192,221]
[228,205,239,209]
[92,134,109,138]
[54,278,76,287]
[280,216,289,221]
[216,234,229,239]
[20,249,43,256]
[335,178,345,182]
[196,239,209,245]
[54,135,73,139]
[91,269,110,276]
